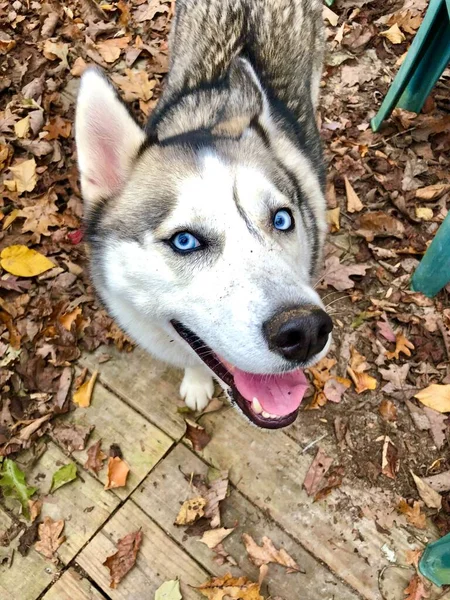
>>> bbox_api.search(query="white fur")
[180,366,215,411]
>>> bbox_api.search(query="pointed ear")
[75,68,145,205]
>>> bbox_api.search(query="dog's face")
[76,69,332,429]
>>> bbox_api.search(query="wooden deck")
[1,345,449,600]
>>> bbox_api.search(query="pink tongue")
[232,367,309,416]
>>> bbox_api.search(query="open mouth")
[171,320,309,429]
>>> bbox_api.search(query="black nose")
[264,306,333,363]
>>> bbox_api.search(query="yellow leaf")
[4,180,16,192]
[14,116,30,139]
[344,176,363,213]
[2,209,20,230]
[415,384,450,413]
[0,245,54,277]
[73,370,98,407]
[174,497,206,526]
[9,158,37,194]
[327,207,340,232]
[347,369,377,394]
[196,573,264,600]
[380,23,406,44]
[415,207,433,221]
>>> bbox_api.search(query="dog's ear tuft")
[75,68,145,206]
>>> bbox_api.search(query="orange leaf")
[347,369,377,394]
[58,306,82,331]
[73,370,98,408]
[386,332,415,360]
[397,499,426,529]
[105,456,130,490]
[403,574,430,600]
[43,116,72,140]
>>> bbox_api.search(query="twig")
[437,318,450,361]
[302,433,328,453]
[378,564,413,600]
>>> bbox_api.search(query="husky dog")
[75,0,332,430]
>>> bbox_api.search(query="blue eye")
[273,209,294,231]
[171,232,201,253]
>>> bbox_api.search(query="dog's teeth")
[252,398,263,414]
[262,411,271,418]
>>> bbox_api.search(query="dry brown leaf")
[410,471,442,509]
[347,369,377,394]
[198,527,235,549]
[195,573,264,600]
[43,116,72,140]
[422,407,447,450]
[96,36,130,63]
[415,384,450,413]
[403,574,430,600]
[380,23,406,44]
[379,399,398,422]
[381,436,399,480]
[43,40,69,68]
[51,421,94,453]
[73,370,98,408]
[303,447,333,496]
[356,211,405,241]
[386,332,415,360]
[322,255,369,291]
[405,548,423,569]
[415,183,450,201]
[59,306,82,331]
[323,6,339,26]
[185,419,211,452]
[111,69,156,102]
[242,534,301,573]
[103,529,142,589]
[397,499,426,529]
[323,377,351,403]
[174,496,206,526]
[105,456,130,490]
[85,439,107,474]
[71,56,88,77]
[34,516,65,559]
[326,207,340,232]
[9,159,37,194]
[344,176,363,213]
[29,499,42,523]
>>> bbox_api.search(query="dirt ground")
[1,0,450,596]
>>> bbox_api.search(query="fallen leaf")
[9,158,37,194]
[59,306,82,331]
[380,23,406,44]
[423,471,450,493]
[411,471,442,509]
[377,315,396,342]
[18,521,39,557]
[242,534,301,573]
[379,399,398,422]
[96,36,130,63]
[398,499,426,529]
[191,470,229,529]
[199,527,235,549]
[85,439,107,474]
[422,407,447,450]
[43,40,69,68]
[0,459,37,518]
[327,207,340,232]
[323,5,339,26]
[52,421,94,452]
[195,573,263,600]
[14,116,30,138]
[386,332,415,360]
[103,529,142,589]
[348,370,377,394]
[35,517,65,559]
[322,255,369,291]
[185,419,211,452]
[403,574,430,600]
[314,465,345,501]
[174,497,206,526]
[29,499,42,523]
[405,548,423,569]
[111,69,156,102]
[0,245,54,277]
[303,447,333,496]
[415,183,450,201]
[355,211,405,241]
[50,463,77,492]
[415,384,450,413]
[415,207,433,221]
[71,56,88,77]
[381,436,399,479]
[43,116,72,140]
[105,456,130,490]
[345,176,364,213]
[73,370,98,408]
[155,580,182,600]
[323,377,351,403]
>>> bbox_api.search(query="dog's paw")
[180,367,214,412]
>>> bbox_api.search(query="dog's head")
[76,67,332,429]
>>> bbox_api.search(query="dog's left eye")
[273,209,294,231]
[170,232,201,253]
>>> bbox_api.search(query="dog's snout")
[264,306,333,363]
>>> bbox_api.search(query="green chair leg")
[371,0,450,132]
[411,213,450,298]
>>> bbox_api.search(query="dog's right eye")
[170,232,201,253]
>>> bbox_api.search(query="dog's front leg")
[180,365,214,412]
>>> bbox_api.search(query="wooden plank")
[193,409,436,600]
[80,346,186,440]
[77,499,208,599]
[60,377,173,499]
[0,507,59,600]
[43,568,107,600]
[132,442,360,600]
[27,441,119,564]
